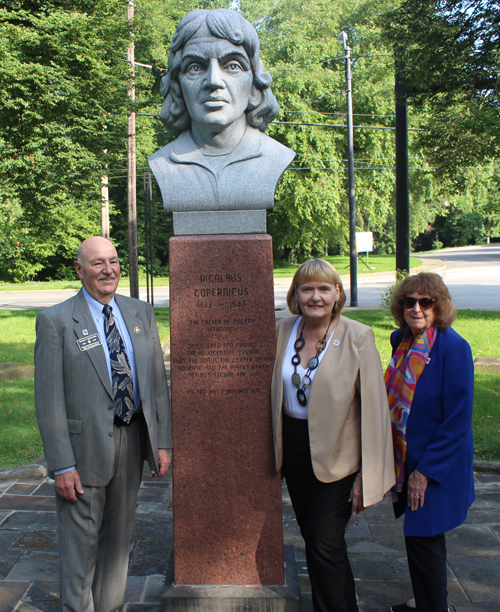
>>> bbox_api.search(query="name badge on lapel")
[77,334,102,352]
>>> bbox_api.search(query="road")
[275,245,500,311]
[1,245,498,311]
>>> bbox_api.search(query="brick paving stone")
[0,532,19,556]
[354,579,413,611]
[0,482,16,494]
[447,524,500,556]
[17,603,45,612]
[347,534,407,555]
[454,606,500,612]
[0,496,55,512]
[0,512,57,531]
[124,575,147,604]
[447,554,500,603]
[5,551,58,581]
[469,493,500,512]
[31,484,55,498]
[350,553,398,581]
[17,480,45,486]
[142,575,164,604]
[137,486,171,505]
[0,469,498,612]
[4,485,39,496]
[14,533,58,551]
[24,581,59,603]
[0,580,30,612]
[18,600,59,612]
[0,548,23,580]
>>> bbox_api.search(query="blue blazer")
[390,326,475,536]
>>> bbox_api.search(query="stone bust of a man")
[148,8,295,214]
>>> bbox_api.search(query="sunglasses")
[401,296,436,311]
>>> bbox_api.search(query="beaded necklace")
[291,315,336,407]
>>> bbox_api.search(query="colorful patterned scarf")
[384,325,437,490]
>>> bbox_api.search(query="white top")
[282,316,336,420]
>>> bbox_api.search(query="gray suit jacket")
[34,289,172,485]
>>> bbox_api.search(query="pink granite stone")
[169,234,284,586]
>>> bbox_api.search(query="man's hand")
[55,469,84,502]
[151,449,171,478]
[349,474,364,516]
[407,469,429,511]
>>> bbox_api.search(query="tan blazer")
[271,315,395,508]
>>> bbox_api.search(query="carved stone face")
[179,36,253,133]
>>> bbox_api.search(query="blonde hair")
[287,259,346,315]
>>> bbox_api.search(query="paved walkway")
[0,467,499,612]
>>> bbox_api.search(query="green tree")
[239,0,408,260]
[382,0,500,183]
[0,0,130,281]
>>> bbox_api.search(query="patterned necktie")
[102,305,135,423]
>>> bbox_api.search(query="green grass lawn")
[343,309,500,462]
[0,276,171,291]
[273,254,423,277]
[0,307,170,468]
[0,307,499,468]
[0,254,425,291]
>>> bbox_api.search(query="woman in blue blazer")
[384,273,475,612]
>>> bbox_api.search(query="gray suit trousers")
[56,418,145,612]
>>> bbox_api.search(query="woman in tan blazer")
[271,259,395,612]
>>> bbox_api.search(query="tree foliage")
[0,0,130,280]
[382,0,500,181]
[2,0,498,280]
[239,0,403,259]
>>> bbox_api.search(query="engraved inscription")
[194,272,249,309]
[173,267,274,399]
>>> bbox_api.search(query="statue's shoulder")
[148,131,193,165]
[256,129,295,165]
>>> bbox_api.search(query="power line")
[272,121,425,131]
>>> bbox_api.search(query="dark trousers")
[405,533,448,612]
[282,413,358,612]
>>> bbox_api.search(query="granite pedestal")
[166,234,299,610]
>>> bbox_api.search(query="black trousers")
[405,533,448,612]
[282,413,358,612]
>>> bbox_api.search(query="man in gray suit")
[34,236,172,612]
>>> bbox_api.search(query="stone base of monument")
[166,234,301,611]
[161,546,301,611]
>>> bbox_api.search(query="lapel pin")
[333,339,340,347]
[134,326,141,334]
[82,329,89,336]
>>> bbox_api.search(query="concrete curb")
[473,460,500,475]
[0,463,47,481]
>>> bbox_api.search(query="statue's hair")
[159,9,279,136]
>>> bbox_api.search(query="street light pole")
[338,31,358,307]
[395,64,410,276]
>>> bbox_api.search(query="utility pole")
[101,172,110,239]
[395,63,410,276]
[127,0,139,298]
[338,31,358,307]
